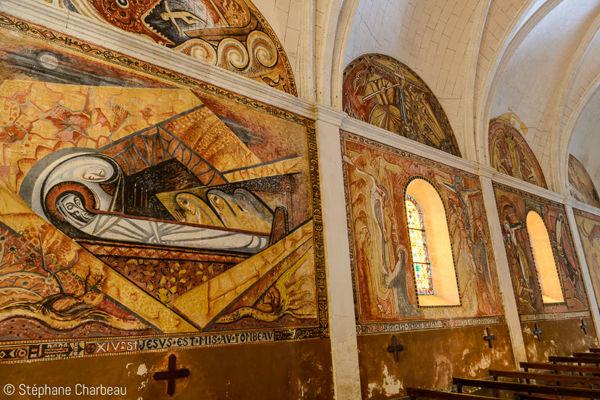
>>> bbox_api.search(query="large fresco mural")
[569,155,600,207]
[38,0,296,94]
[0,14,325,362]
[493,183,587,316]
[573,209,600,308]
[342,54,461,157]
[489,118,547,188]
[341,132,502,335]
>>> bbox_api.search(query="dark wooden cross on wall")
[483,327,495,348]
[153,354,190,396]
[387,335,404,362]
[581,319,588,335]
[534,323,543,341]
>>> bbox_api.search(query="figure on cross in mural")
[501,203,538,311]
[555,213,584,301]
[441,175,480,236]
[344,152,420,317]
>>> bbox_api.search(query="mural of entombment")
[342,132,513,398]
[0,15,327,363]
[568,155,600,207]
[494,183,596,360]
[573,209,600,313]
[37,0,296,94]
[342,54,461,157]
[489,117,547,188]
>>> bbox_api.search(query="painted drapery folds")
[0,15,326,362]
[489,118,547,188]
[573,209,600,309]
[494,183,587,316]
[569,155,600,207]
[341,132,502,335]
[38,0,296,95]
[342,54,461,157]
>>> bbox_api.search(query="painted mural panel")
[489,118,547,188]
[38,0,296,94]
[341,132,502,335]
[342,54,461,157]
[0,14,326,362]
[569,155,600,207]
[493,183,587,317]
[573,209,600,307]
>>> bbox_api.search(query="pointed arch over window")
[526,211,564,304]
[405,178,460,306]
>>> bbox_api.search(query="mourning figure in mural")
[382,245,420,316]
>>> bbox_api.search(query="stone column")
[315,105,362,399]
[479,169,527,363]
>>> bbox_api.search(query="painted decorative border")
[0,326,321,364]
[0,13,329,361]
[519,310,591,323]
[356,315,506,335]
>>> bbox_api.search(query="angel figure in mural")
[160,1,209,38]
[359,66,403,133]
[21,152,271,255]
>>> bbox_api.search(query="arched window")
[405,179,460,306]
[526,211,564,304]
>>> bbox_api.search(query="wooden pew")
[405,388,505,399]
[548,355,600,365]
[521,361,600,375]
[590,348,600,353]
[574,352,600,358]
[453,377,600,398]
[489,369,600,387]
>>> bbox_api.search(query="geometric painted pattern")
[405,195,434,295]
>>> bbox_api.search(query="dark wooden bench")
[521,362,600,374]
[489,369,600,387]
[574,352,600,358]
[405,387,505,399]
[548,355,600,365]
[590,348,600,353]
[453,377,600,398]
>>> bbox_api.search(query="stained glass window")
[405,195,434,295]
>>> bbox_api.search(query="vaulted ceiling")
[252,0,600,196]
